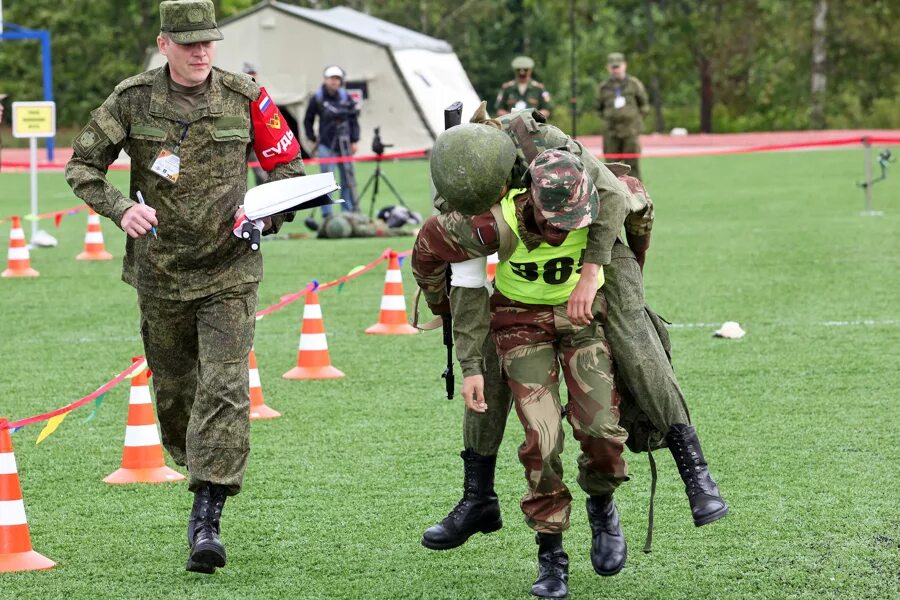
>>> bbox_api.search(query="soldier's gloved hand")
[121,203,158,239]
[461,374,487,413]
[234,206,272,232]
[567,262,601,326]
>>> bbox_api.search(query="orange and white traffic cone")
[365,252,418,335]
[486,252,499,281]
[249,348,280,419]
[0,419,55,572]
[104,358,184,484]
[75,209,113,261]
[283,292,345,380]
[1,216,39,278]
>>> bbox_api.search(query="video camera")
[372,127,392,156]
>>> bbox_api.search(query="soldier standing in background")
[65,0,303,574]
[597,53,649,179]
[495,56,553,119]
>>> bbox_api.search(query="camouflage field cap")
[323,215,353,239]
[525,149,599,231]
[511,56,535,70]
[160,0,224,44]
[431,123,517,215]
[607,52,625,66]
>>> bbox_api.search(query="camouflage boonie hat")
[511,56,535,70]
[525,149,599,231]
[160,0,224,44]
[607,52,625,66]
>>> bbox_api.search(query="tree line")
[1,0,897,134]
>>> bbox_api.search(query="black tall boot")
[186,483,228,574]
[530,532,569,599]
[586,495,627,576]
[666,424,729,527]
[421,449,502,550]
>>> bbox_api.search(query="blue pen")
[136,191,158,238]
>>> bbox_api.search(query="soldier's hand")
[461,374,487,413]
[234,206,272,232]
[567,262,601,326]
[121,203,158,239]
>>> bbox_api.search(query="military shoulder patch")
[113,69,158,94]
[73,123,105,157]
[220,68,261,101]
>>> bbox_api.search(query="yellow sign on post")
[12,101,56,139]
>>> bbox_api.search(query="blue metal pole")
[39,30,54,161]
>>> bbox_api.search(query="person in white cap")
[303,65,360,220]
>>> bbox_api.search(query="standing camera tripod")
[358,127,409,218]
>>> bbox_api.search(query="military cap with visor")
[511,56,535,70]
[430,123,518,216]
[607,52,625,66]
[159,0,224,44]
[524,149,599,231]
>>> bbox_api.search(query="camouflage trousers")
[462,335,514,456]
[490,291,629,534]
[604,241,690,451]
[603,133,642,180]
[137,282,258,496]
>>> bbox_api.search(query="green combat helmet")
[159,0,224,44]
[431,123,517,215]
[323,215,353,239]
[525,149,599,231]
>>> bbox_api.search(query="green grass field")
[1,150,898,599]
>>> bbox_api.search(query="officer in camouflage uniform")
[65,0,304,575]
[495,56,553,119]
[415,141,632,598]
[316,212,415,239]
[597,52,649,179]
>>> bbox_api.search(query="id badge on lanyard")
[150,121,189,184]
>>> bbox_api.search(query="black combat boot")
[186,483,228,574]
[586,495,627,576]
[421,450,502,550]
[666,424,729,527]
[530,532,569,599]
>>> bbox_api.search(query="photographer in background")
[304,65,360,219]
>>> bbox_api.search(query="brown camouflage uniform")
[415,169,629,532]
[66,65,305,495]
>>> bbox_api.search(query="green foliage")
[0,0,898,132]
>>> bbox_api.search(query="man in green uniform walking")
[597,52,649,179]
[65,0,304,574]
[495,56,553,119]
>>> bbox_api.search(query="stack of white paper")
[243,173,341,219]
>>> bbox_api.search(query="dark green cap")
[607,52,625,66]
[160,0,224,44]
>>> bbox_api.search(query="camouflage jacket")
[65,66,305,301]
[597,75,649,137]
[494,80,553,116]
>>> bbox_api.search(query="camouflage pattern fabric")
[597,75,649,138]
[66,66,305,301]
[159,0,223,45]
[138,281,258,495]
[317,213,414,239]
[603,133,643,180]
[526,149,599,231]
[450,286,514,455]
[494,80,553,116]
[491,292,628,533]
[604,241,690,453]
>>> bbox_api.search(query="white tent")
[145,0,480,154]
